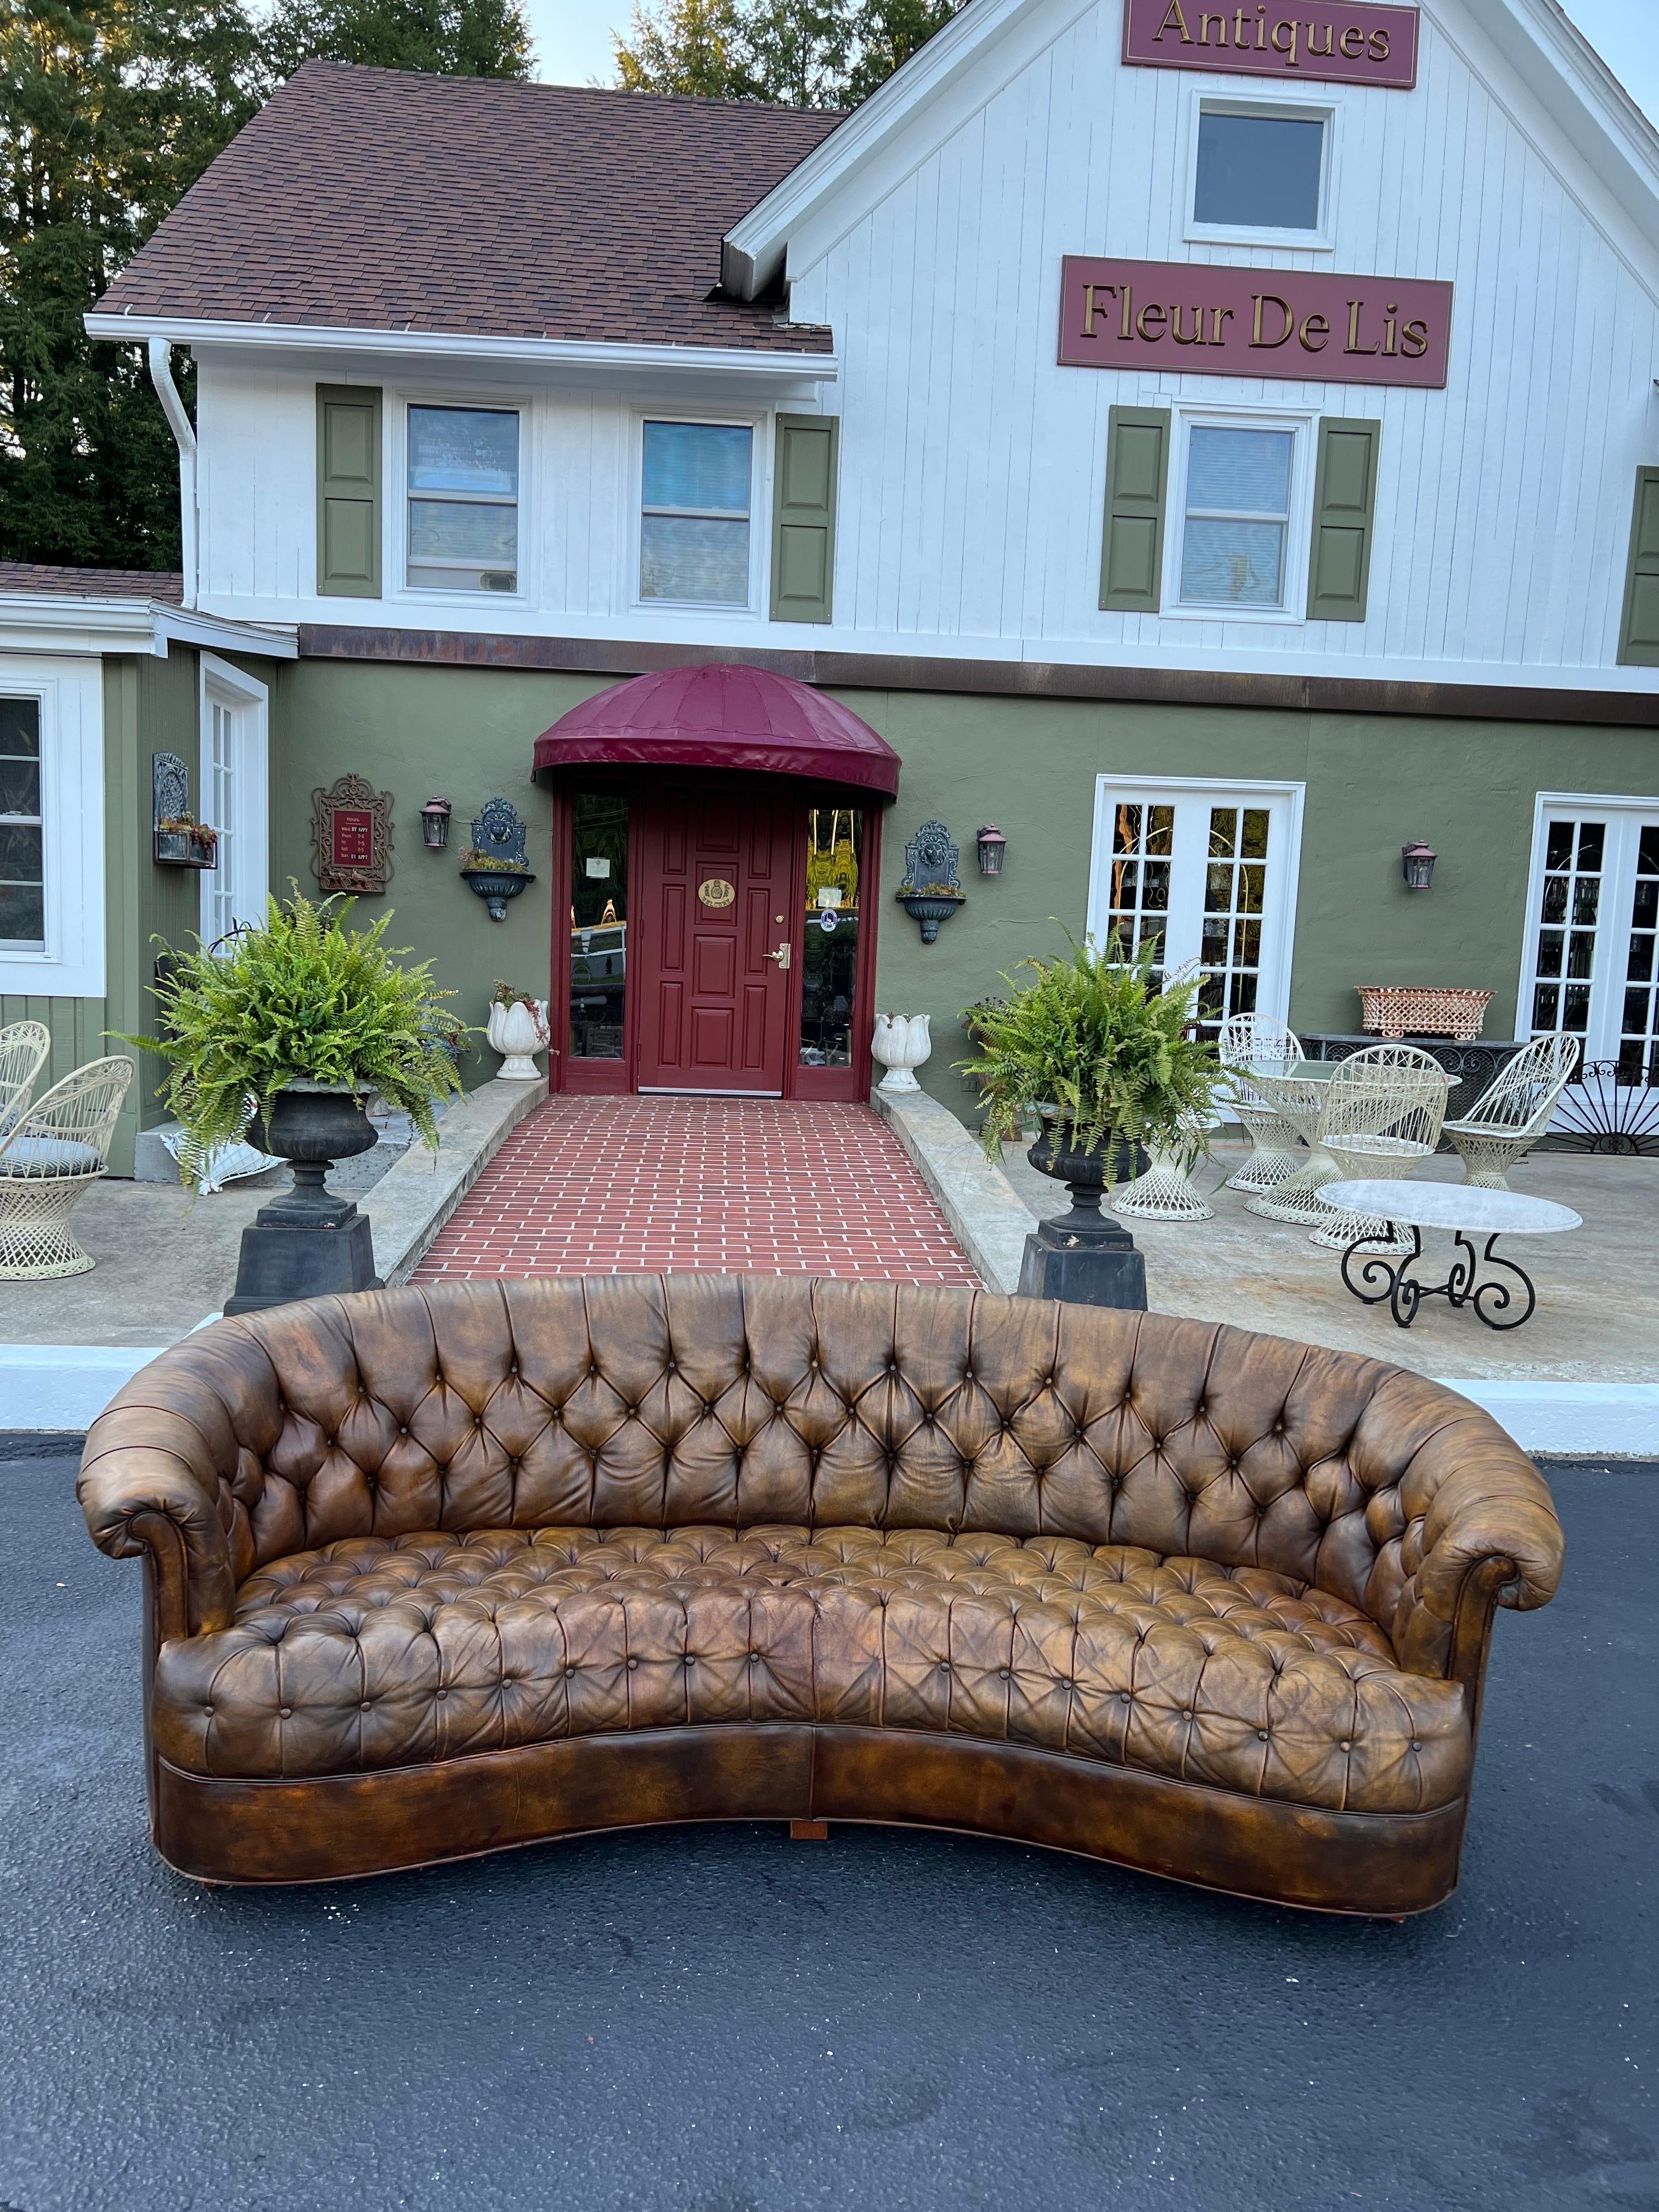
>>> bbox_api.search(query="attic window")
[1191,103,1329,240]
[406,406,519,594]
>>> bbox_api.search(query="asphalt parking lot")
[2,1443,1654,2212]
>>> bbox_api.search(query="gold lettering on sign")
[1369,27,1390,57]
[1271,18,1299,64]
[1137,302,1168,338]
[1339,24,1364,54]
[1171,304,1206,344]
[1233,7,1250,44]
[1197,10,1227,42]
[1120,285,1135,338]
[698,878,736,909]
[1306,20,1333,54]
[1153,0,1193,39]
[1299,311,1329,351]
[1345,298,1380,354]
[1400,318,1429,358]
[1251,294,1294,347]
[1383,301,1399,355]
[1211,304,1234,343]
[1081,283,1117,335]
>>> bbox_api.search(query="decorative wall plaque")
[1121,0,1419,89]
[697,878,736,908]
[312,773,393,895]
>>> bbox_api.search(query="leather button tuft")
[278,1706,292,1718]
[436,1689,448,1701]
[627,1657,639,1670]
[1411,1738,1423,1751]
[1257,1728,1269,1741]
[938,1660,951,1674]
[564,1666,577,1678]
[1120,1691,1132,1703]
[203,1703,214,1716]
[361,1701,373,1712]
[1339,1739,1352,1752]
[1182,1708,1194,1722]
[998,1668,1011,1681]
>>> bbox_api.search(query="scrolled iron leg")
[1340,1227,1418,1319]
[1470,1235,1537,1330]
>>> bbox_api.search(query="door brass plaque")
[697,878,736,908]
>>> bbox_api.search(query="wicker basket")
[1355,985,1493,1041]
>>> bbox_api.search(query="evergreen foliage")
[122,888,470,1166]
[960,934,1221,1161]
[0,0,531,571]
[613,0,959,109]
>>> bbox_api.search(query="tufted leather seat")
[78,1276,1564,1911]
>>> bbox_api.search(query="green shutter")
[315,385,381,597]
[1618,467,1659,668]
[770,414,839,624]
[1306,417,1380,623]
[1099,407,1170,613]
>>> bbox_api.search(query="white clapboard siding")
[190,0,1659,687]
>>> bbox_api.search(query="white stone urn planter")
[872,1013,932,1093]
[487,995,550,1080]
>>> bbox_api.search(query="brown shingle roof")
[0,563,184,602]
[94,64,843,353]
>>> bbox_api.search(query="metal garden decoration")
[459,797,537,922]
[896,820,966,943]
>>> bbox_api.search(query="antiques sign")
[1121,0,1418,87]
[312,772,393,895]
[1058,257,1452,387]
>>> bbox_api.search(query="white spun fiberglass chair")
[1218,1015,1305,1194]
[0,1056,136,1279]
[1444,1034,1581,1190]
[1111,1109,1215,1222]
[1311,1043,1451,1254]
[0,1019,50,1141]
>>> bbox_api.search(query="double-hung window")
[0,698,44,947]
[640,421,753,606]
[406,405,519,592]
[1178,426,1296,611]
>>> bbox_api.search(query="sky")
[518,0,1659,126]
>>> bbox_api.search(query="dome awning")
[531,664,901,799]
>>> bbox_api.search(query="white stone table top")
[1318,1181,1582,1234]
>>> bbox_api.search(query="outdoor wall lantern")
[420,796,453,851]
[1402,840,1438,891]
[976,824,1007,877]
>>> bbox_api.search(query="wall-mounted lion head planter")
[895,821,966,943]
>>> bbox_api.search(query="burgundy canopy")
[532,664,900,799]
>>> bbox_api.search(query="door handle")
[764,941,792,970]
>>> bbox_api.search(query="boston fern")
[122,891,470,1166]
[960,934,1221,1161]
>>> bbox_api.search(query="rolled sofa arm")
[78,1403,238,1641]
[1389,1419,1565,1684]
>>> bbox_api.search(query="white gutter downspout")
[147,338,198,609]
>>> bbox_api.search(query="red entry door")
[635,788,795,1093]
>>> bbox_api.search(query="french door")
[1085,778,1304,1037]
[1520,800,1659,1088]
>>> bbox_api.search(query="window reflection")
[800,806,863,1067]
[569,792,628,1059]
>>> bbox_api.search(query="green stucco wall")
[261,659,1658,1122]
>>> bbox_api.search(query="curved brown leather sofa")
[77,1276,1564,1912]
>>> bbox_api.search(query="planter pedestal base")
[1017,1215,1147,1310]
[224,1186,381,1315]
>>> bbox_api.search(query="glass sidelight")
[1526,809,1659,1088]
[799,806,864,1067]
[568,792,628,1058]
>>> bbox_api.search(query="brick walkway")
[413,1096,981,1284]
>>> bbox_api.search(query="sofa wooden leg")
[789,1819,828,1841]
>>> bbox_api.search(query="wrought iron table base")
[1340,1226,1537,1331]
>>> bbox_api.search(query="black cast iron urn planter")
[895,820,966,943]
[224,1083,382,1315]
[1016,1113,1148,1311]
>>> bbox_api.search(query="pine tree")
[262,0,533,85]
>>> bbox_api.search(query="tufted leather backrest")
[81,1276,1549,1660]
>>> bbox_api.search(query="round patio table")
[1242,1066,1336,1226]
[1317,1179,1582,1331]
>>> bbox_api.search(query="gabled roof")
[721,0,1659,297]
[93,63,843,354]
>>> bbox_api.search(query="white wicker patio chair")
[1218,1015,1305,1193]
[1443,1034,1581,1190]
[0,1020,50,1141]
[1110,1110,1215,1222]
[1311,1043,1451,1253]
[0,1056,136,1279]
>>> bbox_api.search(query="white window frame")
[630,408,766,618]
[198,653,269,946]
[1184,89,1338,252]
[0,654,104,998]
[391,390,531,608]
[1515,790,1659,1064]
[1164,402,1316,624]
[1085,774,1306,1029]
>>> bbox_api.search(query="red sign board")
[1058,257,1452,388]
[1121,0,1419,88]
[331,809,374,868]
